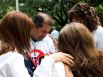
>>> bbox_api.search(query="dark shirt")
[24,59,35,77]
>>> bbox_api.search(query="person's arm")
[9,54,30,77]
[33,56,54,77]
[33,52,74,77]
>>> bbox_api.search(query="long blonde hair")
[58,22,103,77]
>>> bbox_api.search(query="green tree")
[19,0,80,28]
[0,0,103,28]
[0,0,15,18]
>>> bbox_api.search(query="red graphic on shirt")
[29,49,45,67]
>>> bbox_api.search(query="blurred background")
[0,0,103,30]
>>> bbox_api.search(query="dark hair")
[33,12,52,28]
[33,15,44,28]
[0,11,34,55]
[68,3,99,32]
[58,22,103,77]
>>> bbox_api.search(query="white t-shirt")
[30,34,56,54]
[29,34,56,67]
[92,26,103,50]
[0,51,30,77]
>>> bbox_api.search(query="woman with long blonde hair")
[58,22,103,77]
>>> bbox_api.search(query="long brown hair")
[0,11,34,55]
[58,22,103,77]
[68,3,99,32]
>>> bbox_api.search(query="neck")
[31,37,37,42]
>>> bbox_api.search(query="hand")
[49,52,74,66]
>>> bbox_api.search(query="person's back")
[0,51,30,77]
[92,26,103,50]
[68,3,103,50]
[58,22,103,77]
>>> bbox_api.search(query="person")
[30,12,56,54]
[26,12,58,75]
[0,11,34,77]
[68,3,103,50]
[51,27,59,40]
[57,22,103,77]
[0,11,74,77]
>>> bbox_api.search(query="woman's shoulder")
[0,51,23,63]
[0,51,24,75]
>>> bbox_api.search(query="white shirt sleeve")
[33,56,55,77]
[53,62,66,77]
[33,56,67,77]
[9,54,30,77]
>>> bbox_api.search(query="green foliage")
[0,0,15,18]
[0,0,103,28]
[96,5,103,25]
